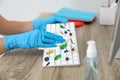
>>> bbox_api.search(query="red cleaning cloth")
[68,19,85,28]
[68,17,96,28]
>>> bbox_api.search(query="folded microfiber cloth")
[54,8,96,22]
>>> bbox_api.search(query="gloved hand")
[33,16,68,31]
[4,30,65,51]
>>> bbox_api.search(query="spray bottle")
[84,40,99,80]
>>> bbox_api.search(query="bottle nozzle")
[87,40,97,58]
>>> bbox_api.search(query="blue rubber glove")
[33,16,68,31]
[4,30,65,51]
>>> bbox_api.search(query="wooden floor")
[0,13,120,80]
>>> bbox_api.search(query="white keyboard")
[42,22,80,67]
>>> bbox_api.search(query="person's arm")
[0,38,6,54]
[0,15,68,35]
[0,15,32,35]
[0,16,68,54]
